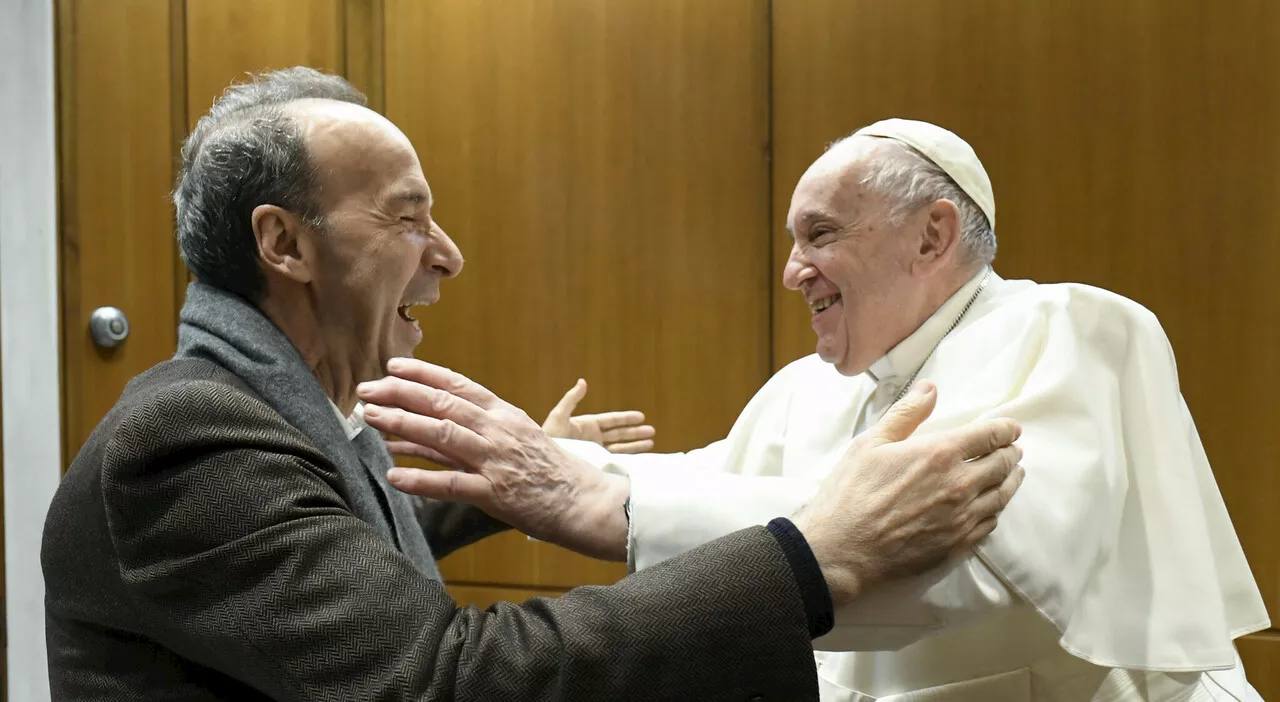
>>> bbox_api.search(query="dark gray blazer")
[42,359,819,700]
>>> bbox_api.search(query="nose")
[426,222,464,279]
[782,242,817,291]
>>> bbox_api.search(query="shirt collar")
[328,399,367,441]
[866,267,994,387]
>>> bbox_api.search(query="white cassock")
[560,268,1270,701]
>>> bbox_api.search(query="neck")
[917,263,984,325]
[257,290,359,415]
[879,262,985,361]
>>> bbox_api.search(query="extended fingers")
[363,406,490,465]
[952,418,1022,461]
[995,462,1025,509]
[605,439,655,454]
[386,466,490,504]
[964,444,1023,496]
[955,517,999,555]
[962,460,1024,518]
[358,376,486,429]
[546,380,589,424]
[952,462,1026,553]
[600,424,655,444]
[589,411,647,431]
[384,357,502,410]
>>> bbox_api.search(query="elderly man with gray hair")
[382,120,1270,700]
[40,69,1028,700]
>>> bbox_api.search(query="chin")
[386,345,417,366]
[815,338,840,364]
[816,345,860,377]
[831,359,862,377]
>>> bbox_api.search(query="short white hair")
[836,136,997,265]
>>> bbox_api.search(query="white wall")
[0,0,60,699]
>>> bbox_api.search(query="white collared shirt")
[328,400,367,441]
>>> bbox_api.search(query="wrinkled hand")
[542,379,656,453]
[358,358,630,561]
[794,381,1024,605]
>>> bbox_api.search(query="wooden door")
[58,0,185,464]
[185,0,347,126]
[384,0,773,600]
[770,1,1280,695]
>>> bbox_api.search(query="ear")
[252,204,314,284]
[913,199,962,274]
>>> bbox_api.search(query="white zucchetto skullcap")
[853,118,995,231]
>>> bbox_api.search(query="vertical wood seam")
[340,0,350,76]
[56,0,79,473]
[764,0,776,378]
[371,0,384,114]
[170,0,189,323]
[343,0,385,113]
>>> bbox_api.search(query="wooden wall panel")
[185,0,344,127]
[58,0,181,462]
[343,0,385,113]
[1239,633,1280,701]
[772,0,1280,633]
[384,0,772,588]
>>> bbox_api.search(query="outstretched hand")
[358,358,631,561]
[542,379,656,453]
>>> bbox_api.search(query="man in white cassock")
[557,119,1271,701]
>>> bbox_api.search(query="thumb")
[545,378,588,424]
[867,380,937,445]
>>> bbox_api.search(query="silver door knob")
[89,306,130,349]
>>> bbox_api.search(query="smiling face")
[263,99,463,388]
[783,138,959,376]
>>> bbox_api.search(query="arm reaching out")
[387,378,656,464]
[357,359,1025,607]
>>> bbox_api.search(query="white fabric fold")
[572,274,1269,680]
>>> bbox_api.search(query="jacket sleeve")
[412,497,511,559]
[102,380,819,701]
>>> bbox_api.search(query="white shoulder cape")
[563,278,1269,672]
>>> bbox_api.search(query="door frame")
[1,0,60,700]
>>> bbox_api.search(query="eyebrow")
[390,190,430,206]
[787,208,836,238]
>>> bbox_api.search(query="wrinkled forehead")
[786,137,884,233]
[291,99,430,207]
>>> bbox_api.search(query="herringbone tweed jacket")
[42,358,819,700]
